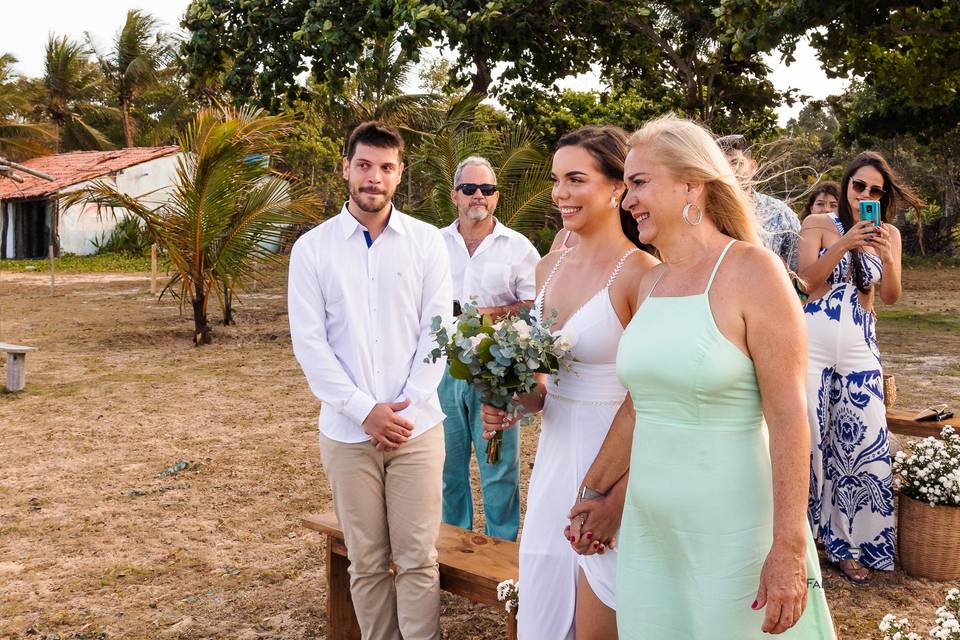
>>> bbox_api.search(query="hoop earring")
[682,202,703,226]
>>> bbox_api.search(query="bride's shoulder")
[536,249,565,278]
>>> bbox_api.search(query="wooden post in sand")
[150,243,158,295]
[48,245,55,297]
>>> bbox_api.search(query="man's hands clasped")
[363,399,414,451]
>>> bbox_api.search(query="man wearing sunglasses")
[439,156,540,541]
[718,134,802,271]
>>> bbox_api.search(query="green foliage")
[91,215,152,256]
[0,252,155,273]
[408,98,553,238]
[87,10,174,147]
[64,106,326,345]
[0,53,54,160]
[38,35,118,152]
[503,87,672,149]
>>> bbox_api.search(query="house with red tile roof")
[0,146,181,258]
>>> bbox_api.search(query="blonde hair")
[627,115,761,245]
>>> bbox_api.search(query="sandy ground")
[1,265,959,640]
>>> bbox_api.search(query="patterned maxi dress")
[803,213,895,570]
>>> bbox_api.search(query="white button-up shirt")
[288,204,453,443]
[441,218,540,308]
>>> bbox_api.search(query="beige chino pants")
[319,426,444,640]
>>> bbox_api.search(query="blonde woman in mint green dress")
[569,116,836,639]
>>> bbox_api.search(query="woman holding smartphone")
[797,151,923,584]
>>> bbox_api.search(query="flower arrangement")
[426,302,575,463]
[893,426,960,507]
[878,588,960,640]
[497,579,519,614]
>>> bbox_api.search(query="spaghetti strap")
[705,240,737,293]
[606,248,640,288]
[646,266,669,298]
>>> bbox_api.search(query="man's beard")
[464,206,491,222]
[349,182,393,214]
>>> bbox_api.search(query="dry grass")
[1,265,959,640]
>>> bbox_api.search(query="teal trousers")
[438,369,520,541]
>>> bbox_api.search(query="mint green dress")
[615,241,836,639]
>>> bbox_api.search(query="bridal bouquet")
[427,302,575,463]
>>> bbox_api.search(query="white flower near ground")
[496,578,519,614]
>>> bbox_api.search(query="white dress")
[518,249,637,640]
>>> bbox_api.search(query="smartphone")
[859,200,881,227]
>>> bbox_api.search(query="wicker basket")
[898,495,960,580]
[883,374,897,409]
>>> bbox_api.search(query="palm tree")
[314,31,445,142]
[40,35,117,152]
[65,106,326,345]
[0,53,53,160]
[410,98,554,236]
[87,10,173,147]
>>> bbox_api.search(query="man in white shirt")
[440,157,540,541]
[717,133,802,271]
[288,121,452,640]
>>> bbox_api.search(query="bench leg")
[326,535,361,640]
[6,353,26,393]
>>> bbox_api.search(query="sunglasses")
[456,183,498,196]
[851,178,885,199]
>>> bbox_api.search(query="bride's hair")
[627,115,761,245]
[556,125,647,250]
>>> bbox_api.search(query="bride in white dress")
[482,126,658,640]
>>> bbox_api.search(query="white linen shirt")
[441,218,540,308]
[288,204,453,443]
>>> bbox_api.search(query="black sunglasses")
[851,178,885,199]
[456,183,497,196]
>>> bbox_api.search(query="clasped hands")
[565,487,621,556]
[363,399,414,451]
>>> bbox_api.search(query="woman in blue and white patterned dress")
[797,151,923,584]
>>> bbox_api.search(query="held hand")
[754,543,808,634]
[566,495,622,556]
[481,404,520,440]
[843,220,878,251]
[363,400,414,451]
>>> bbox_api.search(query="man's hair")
[715,133,752,158]
[453,156,496,186]
[345,121,405,161]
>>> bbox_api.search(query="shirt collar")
[443,216,507,241]
[337,201,406,239]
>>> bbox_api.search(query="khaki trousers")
[320,426,444,640]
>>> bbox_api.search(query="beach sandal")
[835,559,869,585]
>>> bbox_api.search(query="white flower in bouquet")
[426,301,574,463]
[553,326,578,353]
[512,318,532,341]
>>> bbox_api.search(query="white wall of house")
[57,153,181,255]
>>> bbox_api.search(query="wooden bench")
[0,342,37,392]
[303,512,518,640]
[886,408,956,439]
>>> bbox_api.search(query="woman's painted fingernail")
[751,600,759,610]
[592,541,599,549]
[585,532,593,540]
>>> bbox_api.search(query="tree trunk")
[122,99,134,148]
[467,57,492,97]
[222,281,234,326]
[193,282,211,345]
